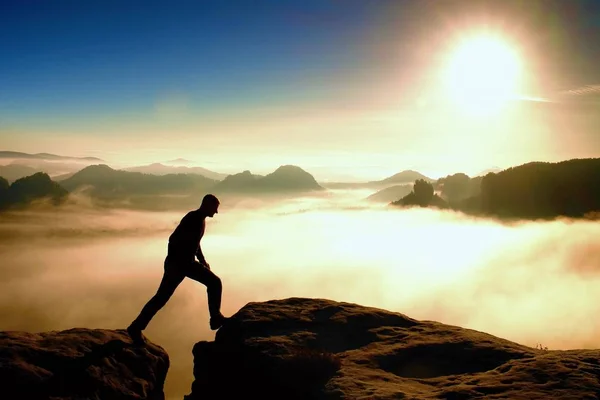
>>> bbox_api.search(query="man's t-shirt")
[167,209,206,262]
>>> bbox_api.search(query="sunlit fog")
[2,189,599,398]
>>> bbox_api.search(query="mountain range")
[212,165,322,194]
[369,169,433,185]
[366,184,414,203]
[0,151,103,162]
[0,164,40,183]
[59,164,218,197]
[54,164,324,209]
[322,170,433,190]
[0,163,327,211]
[3,154,600,220]
[0,150,510,211]
[165,157,193,165]
[122,163,228,180]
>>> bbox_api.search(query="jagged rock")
[185,297,600,399]
[0,328,169,400]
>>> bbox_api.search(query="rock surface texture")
[186,297,600,399]
[0,328,169,400]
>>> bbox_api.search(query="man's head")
[199,194,220,217]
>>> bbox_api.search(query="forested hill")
[477,158,600,219]
[393,158,600,220]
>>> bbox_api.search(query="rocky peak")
[0,328,169,400]
[185,297,600,399]
[4,299,600,400]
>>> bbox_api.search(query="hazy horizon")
[1,150,595,184]
[0,150,503,182]
[2,1,599,180]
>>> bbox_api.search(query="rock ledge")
[185,297,600,399]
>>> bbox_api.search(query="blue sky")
[1,0,599,178]
[1,1,381,120]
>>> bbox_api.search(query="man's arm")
[196,245,209,268]
[195,215,209,268]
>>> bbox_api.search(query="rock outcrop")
[0,328,169,400]
[186,297,600,399]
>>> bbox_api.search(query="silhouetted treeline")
[435,173,482,204]
[391,179,448,208]
[476,158,600,219]
[0,172,68,210]
[392,158,600,220]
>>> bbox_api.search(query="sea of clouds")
[1,189,599,399]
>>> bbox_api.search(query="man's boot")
[127,324,146,346]
[209,313,228,330]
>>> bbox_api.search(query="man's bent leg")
[185,262,224,329]
[129,261,185,332]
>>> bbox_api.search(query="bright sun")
[443,34,522,116]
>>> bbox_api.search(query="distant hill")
[323,170,433,190]
[0,151,103,162]
[60,164,217,197]
[319,181,374,190]
[396,158,600,220]
[166,158,192,165]
[122,163,227,180]
[366,184,414,203]
[0,164,40,183]
[0,159,96,181]
[50,164,323,209]
[212,165,323,194]
[52,172,76,181]
[0,162,362,211]
[473,158,600,219]
[475,167,502,176]
[372,170,433,185]
[55,164,219,210]
[0,172,68,209]
[211,170,262,192]
[260,165,323,191]
[321,170,430,190]
[434,173,483,204]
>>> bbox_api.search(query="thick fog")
[1,189,599,399]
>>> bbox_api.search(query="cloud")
[558,84,600,97]
[1,191,600,398]
[514,84,600,106]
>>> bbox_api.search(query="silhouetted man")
[127,194,227,345]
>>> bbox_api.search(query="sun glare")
[443,34,522,116]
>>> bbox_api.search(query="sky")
[1,0,599,179]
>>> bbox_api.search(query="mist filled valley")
[2,189,599,398]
